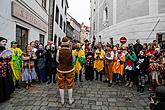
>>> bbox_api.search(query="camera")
[148,94,157,103]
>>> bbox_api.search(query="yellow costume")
[94,49,105,72]
[73,49,85,74]
[10,48,23,80]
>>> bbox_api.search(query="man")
[56,37,75,105]
[134,39,143,56]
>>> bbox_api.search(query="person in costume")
[85,44,94,81]
[0,37,15,102]
[94,42,105,81]
[112,46,125,85]
[22,44,37,89]
[125,48,137,88]
[104,44,114,87]
[73,43,85,82]
[10,41,23,89]
[35,43,47,83]
[56,37,75,105]
[47,44,58,84]
[136,51,147,93]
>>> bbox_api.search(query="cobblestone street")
[0,80,150,110]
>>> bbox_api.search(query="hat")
[61,37,70,46]
[11,41,17,44]
[76,43,81,48]
[0,37,7,42]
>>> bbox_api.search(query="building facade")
[0,0,49,50]
[90,0,165,45]
[51,0,68,46]
[80,23,90,43]
[67,14,81,42]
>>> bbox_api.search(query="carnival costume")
[73,43,85,82]
[104,48,114,86]
[0,37,15,102]
[94,47,105,81]
[22,45,37,89]
[56,37,75,105]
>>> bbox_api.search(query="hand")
[150,97,155,104]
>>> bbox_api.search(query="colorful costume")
[113,51,125,83]
[94,49,105,81]
[0,37,15,102]
[56,37,75,105]
[104,50,114,86]
[10,47,23,80]
[73,44,85,82]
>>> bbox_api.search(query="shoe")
[108,83,112,87]
[25,85,29,90]
[95,78,98,81]
[115,81,119,85]
[53,81,56,84]
[129,82,133,88]
[47,81,51,84]
[29,82,33,87]
[125,81,130,87]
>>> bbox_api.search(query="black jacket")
[150,102,165,110]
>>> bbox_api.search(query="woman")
[22,44,37,89]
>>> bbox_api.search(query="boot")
[125,81,129,87]
[29,82,33,87]
[108,81,112,87]
[15,80,20,89]
[137,85,141,92]
[25,83,29,90]
[59,89,64,105]
[140,86,144,93]
[129,82,133,88]
[68,89,74,105]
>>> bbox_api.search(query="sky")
[67,0,90,26]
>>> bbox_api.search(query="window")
[61,0,63,8]
[103,7,109,24]
[63,22,66,33]
[42,0,47,9]
[65,7,67,15]
[16,25,28,51]
[39,34,45,46]
[55,6,59,24]
[54,34,57,45]
[60,14,63,29]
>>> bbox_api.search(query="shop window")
[16,25,28,51]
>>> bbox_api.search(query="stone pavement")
[0,80,150,110]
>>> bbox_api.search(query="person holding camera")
[149,86,165,110]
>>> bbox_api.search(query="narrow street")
[0,80,150,110]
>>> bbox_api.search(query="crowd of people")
[0,36,165,106]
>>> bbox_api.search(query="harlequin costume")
[73,43,85,82]
[0,37,15,102]
[94,45,105,81]
[104,48,114,86]
[56,37,75,105]
[10,41,23,88]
